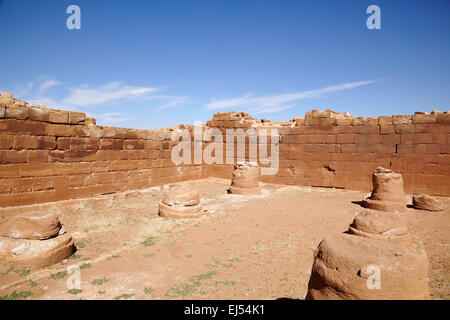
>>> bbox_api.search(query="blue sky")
[1,0,449,129]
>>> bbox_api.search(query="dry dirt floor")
[0,177,448,300]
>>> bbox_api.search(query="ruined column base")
[363,198,406,212]
[347,210,412,247]
[306,233,430,300]
[0,233,75,270]
[0,213,61,240]
[412,194,444,211]
[158,201,204,219]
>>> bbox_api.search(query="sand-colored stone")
[0,213,61,240]
[0,92,14,107]
[0,233,75,269]
[162,186,200,207]
[306,232,429,300]
[412,194,444,212]
[158,185,203,219]
[364,167,407,212]
[228,162,261,195]
[347,210,411,247]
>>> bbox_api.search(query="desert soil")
[0,178,448,300]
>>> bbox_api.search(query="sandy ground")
[0,177,448,300]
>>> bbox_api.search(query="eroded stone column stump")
[412,194,444,211]
[306,209,430,300]
[228,162,261,195]
[0,213,75,269]
[158,185,204,219]
[364,167,407,212]
[347,210,412,247]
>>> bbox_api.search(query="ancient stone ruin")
[1,92,449,209]
[306,229,430,300]
[412,194,444,212]
[228,162,261,195]
[347,209,412,247]
[364,167,407,212]
[306,168,430,299]
[0,212,75,269]
[0,92,448,298]
[158,185,204,219]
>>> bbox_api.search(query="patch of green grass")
[49,271,67,280]
[212,258,233,269]
[186,253,193,258]
[190,269,218,282]
[144,287,154,295]
[67,289,82,295]
[0,291,32,300]
[79,263,91,270]
[75,241,86,249]
[216,281,236,286]
[143,253,155,258]
[68,254,82,260]
[165,268,218,298]
[141,237,157,247]
[97,290,106,295]
[165,282,200,298]
[28,280,38,287]
[14,268,30,277]
[114,293,135,300]
[165,240,175,247]
[92,277,109,286]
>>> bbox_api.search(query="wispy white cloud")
[157,96,189,110]
[8,77,187,112]
[61,81,159,107]
[253,104,296,115]
[39,78,63,94]
[16,82,34,97]
[205,79,379,114]
[26,96,63,109]
[88,112,132,124]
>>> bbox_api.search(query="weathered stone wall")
[0,93,211,208]
[1,92,449,208]
[207,110,450,196]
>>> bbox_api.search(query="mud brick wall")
[0,94,212,208]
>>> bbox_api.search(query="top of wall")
[207,109,450,129]
[0,92,94,125]
[0,92,194,141]
[1,92,449,134]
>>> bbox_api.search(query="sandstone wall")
[1,92,449,208]
[0,94,213,208]
[207,110,450,196]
